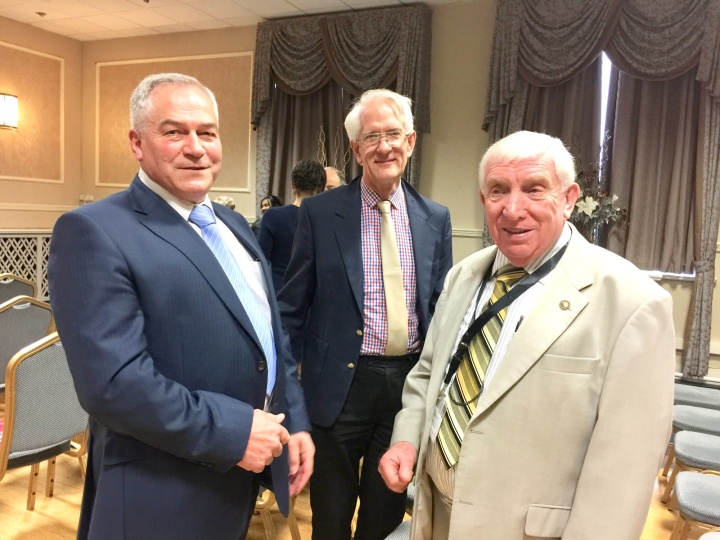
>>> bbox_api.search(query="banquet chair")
[253,488,301,540]
[669,470,720,540]
[661,430,720,504]
[0,333,88,510]
[0,273,37,303]
[0,295,54,393]
[662,405,720,477]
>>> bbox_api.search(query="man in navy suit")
[279,89,453,540]
[49,73,314,540]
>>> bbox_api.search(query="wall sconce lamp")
[0,93,19,130]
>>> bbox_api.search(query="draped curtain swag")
[483,0,720,377]
[252,5,432,195]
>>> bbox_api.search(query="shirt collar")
[493,222,572,275]
[360,177,406,210]
[138,168,213,221]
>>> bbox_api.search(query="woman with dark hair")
[259,160,326,293]
[251,194,283,238]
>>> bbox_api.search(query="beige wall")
[0,16,82,230]
[1,1,718,376]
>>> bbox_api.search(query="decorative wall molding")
[451,227,484,238]
[95,53,254,191]
[0,203,75,212]
[0,232,51,300]
[0,41,64,184]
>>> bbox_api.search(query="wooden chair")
[0,273,36,303]
[253,488,302,540]
[0,333,89,510]
[669,470,720,540]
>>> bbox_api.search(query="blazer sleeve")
[561,290,675,538]
[49,210,255,472]
[432,208,453,317]
[258,209,275,265]
[277,202,316,362]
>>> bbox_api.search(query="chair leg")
[259,508,276,540]
[26,462,40,510]
[78,454,87,479]
[287,496,302,540]
[662,444,675,477]
[45,456,57,497]
[662,464,679,503]
[669,514,685,540]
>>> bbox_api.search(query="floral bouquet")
[569,133,627,244]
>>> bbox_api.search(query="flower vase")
[590,222,601,245]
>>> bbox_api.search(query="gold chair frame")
[0,273,37,300]
[253,489,302,540]
[0,333,86,510]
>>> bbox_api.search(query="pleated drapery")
[252,5,432,201]
[482,0,720,377]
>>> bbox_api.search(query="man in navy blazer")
[49,73,313,540]
[279,89,452,539]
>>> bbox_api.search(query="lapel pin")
[559,300,571,310]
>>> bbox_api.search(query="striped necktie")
[436,265,527,467]
[189,204,276,396]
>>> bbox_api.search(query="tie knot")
[378,200,392,215]
[189,204,216,229]
[495,265,527,287]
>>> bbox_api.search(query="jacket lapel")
[472,233,593,418]
[129,179,264,354]
[405,182,437,326]
[333,180,364,312]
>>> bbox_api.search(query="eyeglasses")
[358,130,408,148]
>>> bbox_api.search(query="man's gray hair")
[344,89,414,142]
[478,131,576,191]
[325,166,346,184]
[130,73,219,134]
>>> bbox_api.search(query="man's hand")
[379,441,417,493]
[287,431,314,496]
[237,411,290,473]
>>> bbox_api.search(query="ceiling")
[0,0,461,41]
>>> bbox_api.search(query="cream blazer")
[391,228,675,540]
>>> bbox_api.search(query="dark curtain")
[252,5,432,207]
[482,0,720,376]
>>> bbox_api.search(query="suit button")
[356,330,363,336]
[347,363,355,369]
[257,360,267,372]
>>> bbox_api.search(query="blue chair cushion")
[675,383,720,411]
[675,472,720,526]
[673,405,720,436]
[384,520,412,540]
[674,431,720,470]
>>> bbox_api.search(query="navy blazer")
[278,177,452,427]
[49,178,309,540]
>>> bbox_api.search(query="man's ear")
[350,140,362,166]
[129,129,143,161]
[563,183,581,220]
[406,131,417,156]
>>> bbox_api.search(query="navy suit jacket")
[49,178,309,540]
[278,177,452,427]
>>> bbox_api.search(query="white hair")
[130,73,219,134]
[478,131,576,191]
[344,89,414,141]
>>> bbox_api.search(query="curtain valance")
[252,5,432,134]
[484,0,720,130]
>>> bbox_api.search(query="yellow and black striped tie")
[436,265,527,468]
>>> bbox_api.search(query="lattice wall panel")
[0,234,51,300]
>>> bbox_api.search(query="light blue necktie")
[189,204,276,397]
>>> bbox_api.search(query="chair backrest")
[0,296,54,389]
[0,273,37,303]
[0,333,88,479]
